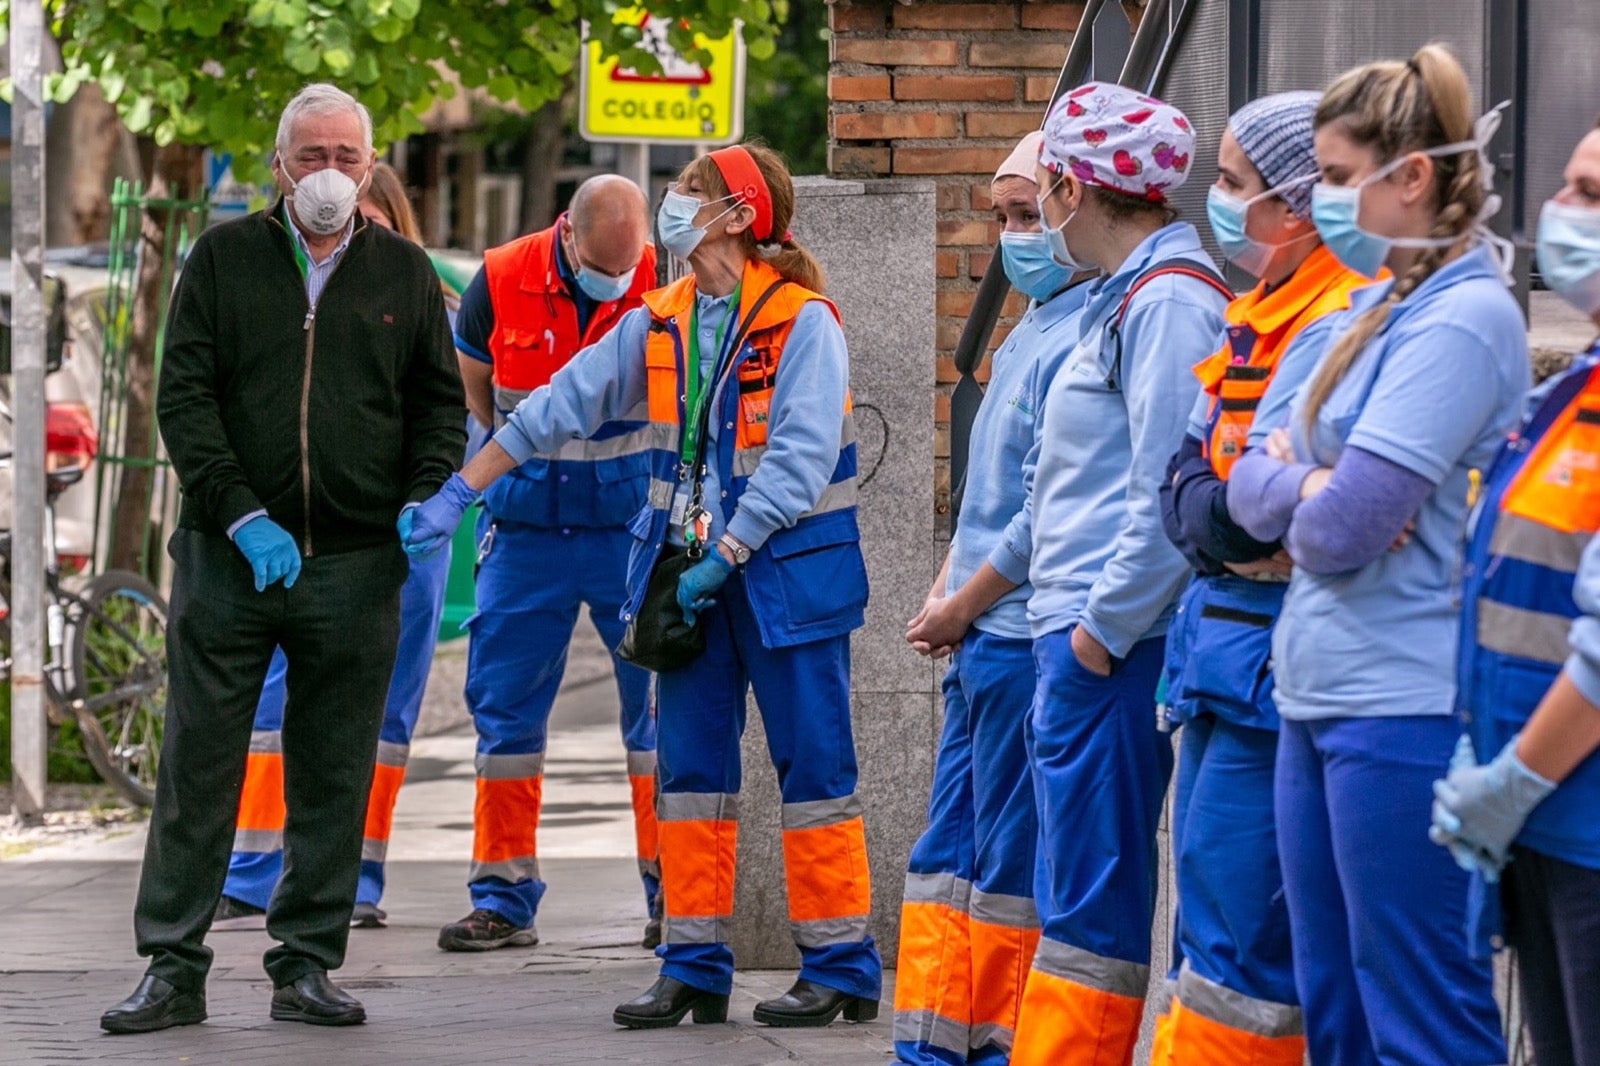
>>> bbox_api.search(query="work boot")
[436,908,538,952]
[752,978,878,1027]
[613,976,729,1029]
[100,975,207,1034]
[269,971,365,1026]
[350,903,387,929]
[210,895,266,931]
[641,916,662,950]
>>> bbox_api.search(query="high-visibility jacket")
[1459,346,1600,869]
[481,225,657,527]
[626,258,866,650]
[1168,245,1368,732]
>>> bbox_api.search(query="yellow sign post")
[579,8,747,145]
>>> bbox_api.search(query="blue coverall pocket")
[745,511,868,644]
[1175,582,1278,725]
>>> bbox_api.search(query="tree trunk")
[44,85,131,246]
[108,140,204,578]
[519,90,570,235]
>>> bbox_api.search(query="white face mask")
[1036,175,1088,271]
[284,164,367,237]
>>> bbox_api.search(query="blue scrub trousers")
[464,521,656,929]
[223,546,451,909]
[654,572,882,1000]
[895,630,1039,1066]
[1502,844,1600,1066]
[1275,715,1505,1066]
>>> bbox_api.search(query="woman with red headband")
[405,143,881,1029]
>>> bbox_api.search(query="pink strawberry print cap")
[1040,81,1196,202]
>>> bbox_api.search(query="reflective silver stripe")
[469,857,540,884]
[626,750,658,777]
[361,837,388,864]
[548,422,664,463]
[638,857,662,880]
[901,870,973,911]
[799,478,858,520]
[1176,960,1304,1038]
[1490,511,1589,574]
[249,730,282,755]
[658,791,739,822]
[1151,975,1177,1016]
[893,1009,970,1056]
[475,752,545,780]
[1029,938,1149,1001]
[375,741,409,769]
[664,914,734,944]
[781,795,863,830]
[732,445,767,479]
[969,888,1039,929]
[1477,598,1573,666]
[969,1021,1016,1053]
[233,828,282,853]
[648,477,677,509]
[791,914,870,947]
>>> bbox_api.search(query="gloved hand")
[403,472,477,557]
[676,551,733,626]
[232,516,302,592]
[1430,734,1557,882]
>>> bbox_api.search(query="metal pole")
[617,142,652,199]
[10,0,49,824]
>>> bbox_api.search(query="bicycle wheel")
[69,569,168,807]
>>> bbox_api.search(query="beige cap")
[992,130,1044,187]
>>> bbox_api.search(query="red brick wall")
[827,0,1086,525]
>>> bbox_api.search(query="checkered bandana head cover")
[1040,81,1196,202]
[1227,90,1322,220]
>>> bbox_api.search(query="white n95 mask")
[287,166,365,237]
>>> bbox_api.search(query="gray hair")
[276,83,373,154]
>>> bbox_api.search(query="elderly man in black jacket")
[101,83,465,1035]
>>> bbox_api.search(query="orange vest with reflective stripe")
[1191,244,1370,478]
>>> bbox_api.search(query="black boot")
[612,976,730,1029]
[752,978,878,1028]
[269,971,366,1026]
[100,975,207,1034]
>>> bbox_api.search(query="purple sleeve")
[1225,449,1318,543]
[1284,446,1434,575]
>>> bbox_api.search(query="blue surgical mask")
[1536,199,1600,316]
[1000,231,1075,302]
[1206,179,1316,279]
[1035,176,1087,271]
[656,188,739,261]
[573,257,635,303]
[1311,137,1487,279]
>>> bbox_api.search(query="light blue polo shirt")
[1268,243,1530,721]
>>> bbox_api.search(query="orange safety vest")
[1191,244,1371,478]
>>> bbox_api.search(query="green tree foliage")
[2,0,783,185]
[743,0,827,174]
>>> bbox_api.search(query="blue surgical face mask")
[1035,175,1087,271]
[1206,178,1316,279]
[656,188,739,261]
[1000,230,1075,302]
[571,251,635,303]
[1536,199,1600,317]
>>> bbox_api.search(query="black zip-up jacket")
[158,202,465,556]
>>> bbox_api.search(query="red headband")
[708,145,775,243]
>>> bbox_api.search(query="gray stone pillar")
[730,177,941,971]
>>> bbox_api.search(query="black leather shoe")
[100,975,207,1034]
[752,978,878,1027]
[612,976,729,1029]
[269,971,366,1026]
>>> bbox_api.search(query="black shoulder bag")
[617,278,790,673]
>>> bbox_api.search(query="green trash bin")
[437,504,481,644]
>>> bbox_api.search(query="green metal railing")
[94,178,209,585]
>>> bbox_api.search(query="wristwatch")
[719,533,752,567]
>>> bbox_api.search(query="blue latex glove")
[676,551,734,626]
[232,516,301,593]
[404,472,477,557]
[1430,734,1557,883]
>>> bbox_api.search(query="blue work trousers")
[465,521,655,928]
[1276,715,1505,1066]
[895,630,1040,1066]
[223,546,450,909]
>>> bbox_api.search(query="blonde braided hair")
[1300,44,1484,432]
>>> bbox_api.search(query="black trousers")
[1502,844,1600,1066]
[135,528,406,990]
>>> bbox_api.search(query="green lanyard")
[283,202,310,282]
[679,282,741,467]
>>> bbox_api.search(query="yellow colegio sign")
[579,8,747,145]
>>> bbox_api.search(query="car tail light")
[45,401,98,473]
